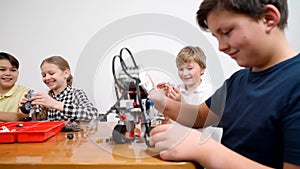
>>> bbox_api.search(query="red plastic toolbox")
[0,121,65,143]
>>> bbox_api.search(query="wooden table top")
[0,121,201,169]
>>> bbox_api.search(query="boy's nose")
[4,70,11,75]
[183,68,189,75]
[218,40,229,52]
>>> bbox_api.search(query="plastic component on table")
[0,121,65,143]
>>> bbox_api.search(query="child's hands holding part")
[156,82,182,102]
[30,93,64,111]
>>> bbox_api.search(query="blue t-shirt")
[206,54,300,168]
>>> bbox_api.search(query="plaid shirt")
[47,86,98,121]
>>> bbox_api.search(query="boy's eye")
[222,29,232,35]
[0,67,18,72]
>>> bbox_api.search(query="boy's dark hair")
[0,52,20,69]
[197,0,288,31]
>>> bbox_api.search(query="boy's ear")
[200,68,206,75]
[263,4,281,32]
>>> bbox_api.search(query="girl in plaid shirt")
[30,56,98,121]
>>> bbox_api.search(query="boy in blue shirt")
[149,0,300,168]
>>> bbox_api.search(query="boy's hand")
[168,86,182,102]
[148,88,168,113]
[19,94,30,114]
[156,82,171,95]
[156,82,182,101]
[149,123,203,161]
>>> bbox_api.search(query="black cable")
[118,47,139,80]
[120,47,138,68]
[112,55,126,91]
